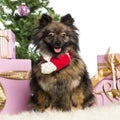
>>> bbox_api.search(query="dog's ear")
[60,14,74,26]
[38,14,52,27]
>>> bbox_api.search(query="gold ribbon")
[0,35,9,41]
[91,54,120,87]
[0,71,31,80]
[102,82,120,103]
[0,83,6,110]
[94,82,120,104]
[0,71,31,110]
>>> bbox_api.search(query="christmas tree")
[0,0,59,64]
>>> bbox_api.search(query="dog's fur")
[30,14,95,112]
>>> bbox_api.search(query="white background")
[1,0,120,77]
[49,0,120,77]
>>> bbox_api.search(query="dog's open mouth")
[54,48,62,53]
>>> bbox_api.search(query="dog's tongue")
[54,48,62,53]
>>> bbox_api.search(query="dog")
[30,14,95,112]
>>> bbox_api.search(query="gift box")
[92,52,120,106]
[94,79,120,106]
[97,53,120,80]
[0,29,16,59]
[0,59,31,114]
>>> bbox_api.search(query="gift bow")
[0,71,31,110]
[92,53,120,87]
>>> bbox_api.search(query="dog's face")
[32,14,79,56]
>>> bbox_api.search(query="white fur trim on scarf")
[41,62,57,74]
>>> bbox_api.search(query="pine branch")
[0,0,60,65]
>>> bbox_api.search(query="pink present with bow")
[92,53,120,106]
[0,59,32,114]
[0,29,16,59]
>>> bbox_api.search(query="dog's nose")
[54,40,61,47]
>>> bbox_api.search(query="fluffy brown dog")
[30,14,95,112]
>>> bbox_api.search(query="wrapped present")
[0,59,31,114]
[94,79,120,106]
[92,50,120,106]
[0,29,15,58]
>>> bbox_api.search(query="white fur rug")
[0,104,120,120]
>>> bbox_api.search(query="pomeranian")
[30,14,95,112]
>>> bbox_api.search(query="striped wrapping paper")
[0,29,15,59]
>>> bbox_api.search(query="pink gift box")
[94,79,120,106]
[0,59,32,114]
[0,29,16,59]
[97,54,120,80]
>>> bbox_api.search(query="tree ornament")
[17,3,30,17]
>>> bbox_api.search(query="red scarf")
[41,52,73,74]
[50,52,73,71]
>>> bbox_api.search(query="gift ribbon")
[91,54,120,87]
[0,71,31,80]
[0,83,6,110]
[0,31,10,58]
[94,81,120,104]
[0,35,9,41]
[0,71,31,110]
[102,82,120,103]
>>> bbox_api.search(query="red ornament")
[17,3,30,16]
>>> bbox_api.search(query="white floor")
[0,104,120,120]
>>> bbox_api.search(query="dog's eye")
[61,32,66,37]
[48,32,55,37]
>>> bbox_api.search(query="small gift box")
[0,29,16,59]
[0,59,31,114]
[94,79,120,106]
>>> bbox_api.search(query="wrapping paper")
[0,59,31,114]
[0,29,15,58]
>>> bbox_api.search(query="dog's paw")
[41,62,57,74]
